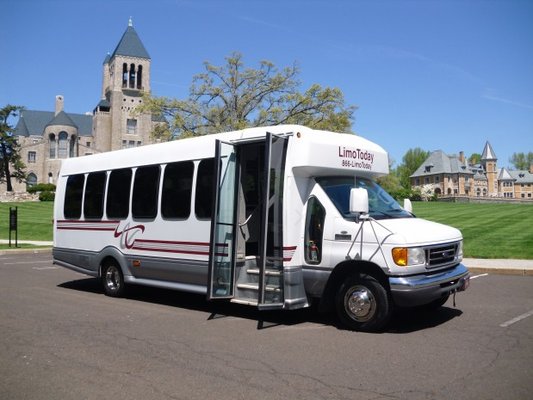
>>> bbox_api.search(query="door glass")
[258,134,288,306]
[208,141,238,299]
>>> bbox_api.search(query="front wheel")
[335,274,392,332]
[101,261,125,297]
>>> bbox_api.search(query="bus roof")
[58,125,389,177]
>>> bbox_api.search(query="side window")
[162,161,194,219]
[64,174,85,219]
[106,168,132,219]
[84,171,107,219]
[132,165,160,219]
[305,196,326,264]
[195,158,215,219]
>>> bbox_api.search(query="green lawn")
[0,202,54,241]
[1,200,532,259]
[413,202,533,260]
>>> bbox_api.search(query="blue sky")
[1,0,532,169]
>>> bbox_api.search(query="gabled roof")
[410,150,473,178]
[498,167,514,181]
[46,111,77,128]
[481,141,497,161]
[111,20,150,60]
[13,110,92,137]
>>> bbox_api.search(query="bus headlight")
[392,247,426,267]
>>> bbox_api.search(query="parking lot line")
[500,309,533,328]
[470,273,489,279]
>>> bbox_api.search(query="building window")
[58,131,68,158]
[28,151,36,163]
[127,119,137,134]
[49,134,56,158]
[26,173,37,189]
[69,135,77,158]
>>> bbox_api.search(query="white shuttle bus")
[53,125,469,331]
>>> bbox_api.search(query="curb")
[0,247,52,256]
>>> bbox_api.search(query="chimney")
[55,95,64,115]
[459,151,465,164]
[530,164,533,174]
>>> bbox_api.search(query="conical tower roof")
[481,141,497,161]
[111,18,150,59]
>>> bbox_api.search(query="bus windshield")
[317,177,412,220]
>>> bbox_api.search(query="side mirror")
[350,188,369,215]
[403,198,413,213]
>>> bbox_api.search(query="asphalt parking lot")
[1,251,532,400]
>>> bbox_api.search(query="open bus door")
[207,133,288,309]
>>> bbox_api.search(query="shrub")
[28,183,56,194]
[39,191,55,202]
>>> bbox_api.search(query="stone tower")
[92,18,154,153]
[481,141,498,196]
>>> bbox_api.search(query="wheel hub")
[345,285,376,322]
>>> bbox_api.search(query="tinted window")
[64,174,85,219]
[132,165,160,219]
[106,169,132,219]
[195,159,215,219]
[84,171,106,219]
[304,197,325,264]
[162,161,194,219]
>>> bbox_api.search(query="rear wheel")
[335,274,391,332]
[101,261,125,297]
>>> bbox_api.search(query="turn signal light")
[392,248,408,266]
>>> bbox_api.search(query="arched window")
[129,63,135,88]
[49,133,56,158]
[122,63,128,87]
[58,131,68,158]
[27,173,37,190]
[137,65,143,89]
[69,135,77,157]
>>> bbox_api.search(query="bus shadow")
[58,278,462,332]
[387,307,463,334]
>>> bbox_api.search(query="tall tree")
[138,52,356,139]
[510,152,533,170]
[0,105,26,191]
[397,147,430,189]
[468,153,481,165]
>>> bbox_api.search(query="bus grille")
[427,243,459,268]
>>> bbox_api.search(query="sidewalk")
[463,258,533,276]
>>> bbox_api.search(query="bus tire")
[101,261,125,297]
[335,274,391,332]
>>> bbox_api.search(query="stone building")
[8,19,163,192]
[410,141,533,200]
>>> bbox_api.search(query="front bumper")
[389,263,469,307]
